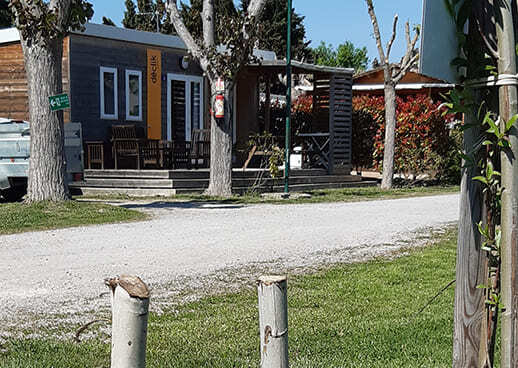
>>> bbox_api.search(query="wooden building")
[353,68,455,98]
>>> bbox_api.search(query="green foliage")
[9,0,93,44]
[312,41,369,72]
[247,132,285,178]
[102,16,115,26]
[0,201,145,235]
[178,0,237,42]
[241,0,310,60]
[122,0,174,34]
[0,0,13,29]
[352,95,459,182]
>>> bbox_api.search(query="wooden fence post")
[106,275,150,368]
[257,275,289,368]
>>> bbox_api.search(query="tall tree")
[241,0,310,60]
[122,0,138,29]
[122,0,174,34]
[9,0,93,202]
[312,41,369,72]
[167,0,267,197]
[0,1,13,28]
[178,0,237,42]
[365,0,419,189]
[102,16,116,26]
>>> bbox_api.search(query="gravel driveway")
[0,194,459,337]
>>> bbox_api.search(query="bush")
[353,94,460,183]
[258,95,313,138]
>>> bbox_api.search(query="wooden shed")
[239,61,354,175]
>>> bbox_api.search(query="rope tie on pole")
[466,74,518,88]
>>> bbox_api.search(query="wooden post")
[496,1,518,366]
[106,275,150,368]
[265,75,271,133]
[257,275,289,368]
[452,108,486,367]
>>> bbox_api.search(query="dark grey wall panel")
[69,34,203,144]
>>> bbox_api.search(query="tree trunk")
[452,107,486,368]
[496,1,518,365]
[206,83,233,197]
[381,79,396,189]
[21,37,68,202]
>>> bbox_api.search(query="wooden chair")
[140,139,160,169]
[188,129,211,169]
[111,124,145,169]
[85,141,104,169]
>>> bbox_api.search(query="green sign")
[49,93,70,111]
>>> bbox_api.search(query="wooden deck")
[70,169,377,197]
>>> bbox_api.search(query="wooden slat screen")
[329,73,353,173]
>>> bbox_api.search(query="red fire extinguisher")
[214,94,225,119]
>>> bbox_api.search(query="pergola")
[236,60,354,175]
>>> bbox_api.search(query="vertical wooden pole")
[257,275,289,368]
[452,107,487,368]
[106,275,150,368]
[265,75,271,133]
[496,1,518,366]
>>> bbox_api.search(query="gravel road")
[0,194,459,337]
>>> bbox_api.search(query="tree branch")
[166,0,212,77]
[393,21,420,83]
[365,0,386,65]
[476,18,499,60]
[202,0,215,48]
[247,0,268,18]
[393,53,419,83]
[399,21,419,70]
[49,0,71,33]
[385,14,398,62]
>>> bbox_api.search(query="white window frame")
[166,74,204,141]
[125,69,143,121]
[100,66,118,120]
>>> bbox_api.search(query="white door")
[167,74,204,141]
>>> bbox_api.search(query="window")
[125,70,142,121]
[167,74,204,141]
[100,67,118,120]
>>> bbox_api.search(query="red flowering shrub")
[353,94,458,180]
[259,95,314,137]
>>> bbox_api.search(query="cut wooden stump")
[106,275,150,368]
[257,275,289,368]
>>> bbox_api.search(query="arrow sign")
[49,93,70,112]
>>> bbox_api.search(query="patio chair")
[188,129,211,169]
[140,139,161,169]
[111,124,145,169]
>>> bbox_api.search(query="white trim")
[352,83,456,91]
[0,28,20,44]
[100,67,118,120]
[125,69,143,121]
[167,74,204,141]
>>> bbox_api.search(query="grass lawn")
[0,201,146,235]
[82,185,460,205]
[0,228,458,367]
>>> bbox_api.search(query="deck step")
[79,178,174,189]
